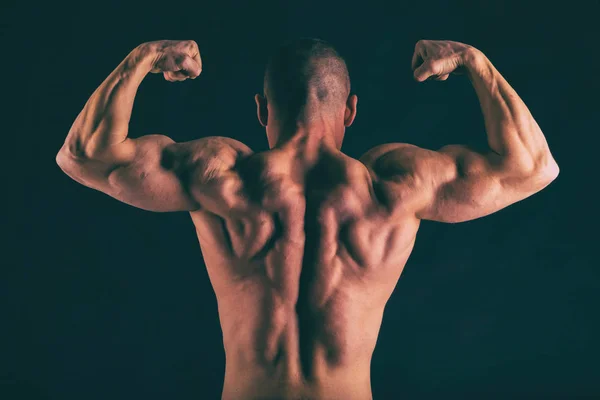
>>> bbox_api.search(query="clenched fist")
[144,40,202,82]
[411,40,479,82]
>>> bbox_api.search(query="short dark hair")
[264,38,350,116]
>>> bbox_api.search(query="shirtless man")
[56,38,559,399]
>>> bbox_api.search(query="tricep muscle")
[362,143,547,223]
[59,135,200,212]
[58,135,254,213]
[106,135,201,212]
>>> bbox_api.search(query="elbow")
[539,156,560,184]
[56,146,75,173]
[56,147,67,169]
[523,153,560,188]
[56,145,87,179]
[56,146,69,172]
[503,151,559,188]
[56,134,93,171]
[531,148,560,184]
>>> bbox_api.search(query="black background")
[3,0,599,399]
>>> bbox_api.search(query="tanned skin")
[56,39,559,400]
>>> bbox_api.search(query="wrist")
[462,47,489,77]
[124,42,158,73]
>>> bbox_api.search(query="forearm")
[464,49,558,175]
[59,44,156,162]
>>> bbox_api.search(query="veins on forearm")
[65,48,152,158]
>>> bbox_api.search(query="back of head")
[264,38,350,120]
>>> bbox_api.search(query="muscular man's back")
[190,147,419,398]
[56,38,559,400]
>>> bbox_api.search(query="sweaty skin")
[56,39,559,400]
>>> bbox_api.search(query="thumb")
[413,60,436,82]
[179,55,201,79]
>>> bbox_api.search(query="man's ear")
[255,94,268,127]
[344,94,358,127]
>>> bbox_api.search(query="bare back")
[189,146,421,399]
[56,37,560,400]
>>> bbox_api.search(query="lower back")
[214,278,386,399]
[222,350,372,400]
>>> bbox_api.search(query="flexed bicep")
[360,40,559,222]
[405,39,559,222]
[56,40,210,212]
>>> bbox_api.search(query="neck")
[270,115,343,164]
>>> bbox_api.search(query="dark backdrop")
[3,0,599,399]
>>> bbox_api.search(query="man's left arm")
[56,40,207,212]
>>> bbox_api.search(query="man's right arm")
[362,40,559,223]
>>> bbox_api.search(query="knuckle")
[429,60,442,74]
